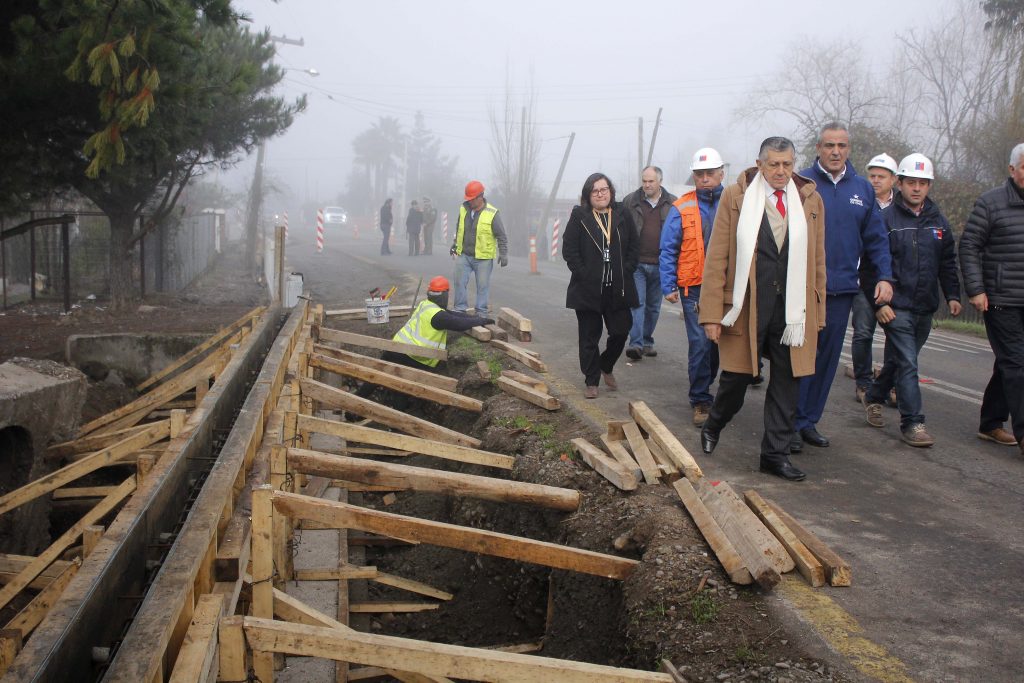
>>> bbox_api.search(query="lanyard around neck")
[592,208,612,243]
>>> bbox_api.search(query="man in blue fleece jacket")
[792,123,893,452]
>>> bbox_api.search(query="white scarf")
[720,172,808,347]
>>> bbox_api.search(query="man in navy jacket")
[792,123,893,452]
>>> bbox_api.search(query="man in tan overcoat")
[697,137,826,481]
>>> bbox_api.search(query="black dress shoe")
[759,460,806,481]
[789,433,802,454]
[800,427,830,447]
[700,426,720,455]
[750,374,764,387]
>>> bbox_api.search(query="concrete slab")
[66,333,208,385]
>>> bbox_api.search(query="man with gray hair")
[792,123,893,453]
[697,137,826,481]
[622,166,677,360]
[959,142,1024,453]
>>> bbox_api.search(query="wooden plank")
[242,617,674,682]
[744,490,825,587]
[168,594,224,683]
[349,602,439,613]
[599,435,642,483]
[466,326,491,342]
[0,422,166,517]
[569,438,637,491]
[372,572,453,601]
[0,555,71,590]
[217,616,247,683]
[0,477,136,612]
[490,340,546,372]
[496,377,559,411]
[272,491,637,580]
[497,308,532,342]
[500,370,546,393]
[214,442,268,582]
[310,353,482,413]
[299,415,510,469]
[644,438,680,481]
[476,360,491,381]
[620,422,662,485]
[136,306,262,391]
[313,344,458,391]
[629,401,702,480]
[250,486,274,682]
[764,498,851,587]
[701,481,793,574]
[337,488,350,683]
[483,324,508,342]
[51,486,118,500]
[330,481,408,493]
[3,557,81,638]
[300,379,481,449]
[671,479,752,585]
[294,566,380,581]
[288,448,579,512]
[694,480,781,590]
[45,422,157,460]
[315,325,447,361]
[326,305,411,320]
[0,630,22,678]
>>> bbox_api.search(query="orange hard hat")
[464,180,485,201]
[428,276,449,292]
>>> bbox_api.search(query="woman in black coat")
[562,172,639,398]
[380,198,393,255]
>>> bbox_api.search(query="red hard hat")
[428,276,449,292]
[464,180,485,201]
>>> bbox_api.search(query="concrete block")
[66,333,207,386]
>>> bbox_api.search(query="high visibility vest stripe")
[455,204,498,259]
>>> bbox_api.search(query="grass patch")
[690,591,719,624]
[491,417,572,458]
[934,318,986,337]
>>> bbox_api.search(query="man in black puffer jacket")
[960,142,1024,454]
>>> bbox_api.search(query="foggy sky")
[225,0,940,213]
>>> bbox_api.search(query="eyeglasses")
[591,187,610,196]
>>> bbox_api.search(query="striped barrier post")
[550,219,561,261]
[529,236,538,274]
[283,212,289,241]
[442,212,449,244]
[315,209,324,253]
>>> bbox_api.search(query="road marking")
[778,576,917,683]
[843,330,980,355]
[838,352,982,405]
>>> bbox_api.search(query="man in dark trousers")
[406,200,423,256]
[379,198,393,255]
[421,197,438,255]
[698,137,826,481]
[960,142,1024,453]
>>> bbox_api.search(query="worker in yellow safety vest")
[449,180,509,315]
[353,276,494,410]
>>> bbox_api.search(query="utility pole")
[518,105,527,252]
[646,107,663,168]
[537,132,575,262]
[637,117,644,182]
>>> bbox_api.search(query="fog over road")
[297,230,1023,683]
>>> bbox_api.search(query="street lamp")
[282,67,319,77]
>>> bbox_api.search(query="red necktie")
[774,190,786,218]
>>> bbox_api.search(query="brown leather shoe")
[601,372,618,391]
[693,404,710,427]
[978,428,1017,446]
[584,385,598,399]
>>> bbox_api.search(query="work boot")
[626,347,643,361]
[601,372,618,391]
[902,423,935,448]
[864,399,885,428]
[584,385,598,399]
[887,388,898,408]
[692,403,710,427]
[643,346,657,357]
[978,428,1017,446]
[855,386,867,404]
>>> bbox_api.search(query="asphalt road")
[300,230,1023,683]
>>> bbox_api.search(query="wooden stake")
[744,490,825,587]
[500,370,546,393]
[671,480,752,585]
[620,422,661,484]
[599,435,642,483]
[217,615,247,683]
[251,485,275,683]
[169,409,187,438]
[168,593,224,683]
[466,326,491,342]
[629,401,702,480]
[764,498,851,587]
[569,438,637,491]
[82,525,103,558]
[496,377,559,411]
[136,453,156,485]
[490,340,546,372]
[476,361,491,381]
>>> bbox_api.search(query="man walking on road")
[852,153,899,402]
[792,123,893,453]
[622,166,677,361]
[698,137,826,482]
[959,142,1024,452]
[406,200,423,256]
[861,154,961,447]
[450,180,509,315]
[421,197,438,255]
[379,198,393,255]
[660,148,724,426]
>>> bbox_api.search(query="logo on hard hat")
[699,155,707,162]
[915,162,925,171]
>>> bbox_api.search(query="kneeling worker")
[355,276,494,405]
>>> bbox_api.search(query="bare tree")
[489,72,541,256]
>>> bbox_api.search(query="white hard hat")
[897,153,935,180]
[866,153,898,175]
[690,147,724,171]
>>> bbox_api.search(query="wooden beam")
[496,377,559,411]
[497,308,532,342]
[309,353,482,413]
[490,340,546,372]
[313,343,458,391]
[0,477,136,612]
[217,616,247,683]
[764,498,851,587]
[3,557,81,638]
[250,486,274,682]
[701,481,793,574]
[287,448,579,512]
[0,422,164,516]
[599,435,642,483]
[644,438,680,481]
[168,593,224,683]
[299,380,481,449]
[45,422,159,460]
[0,555,71,590]
[569,439,637,491]
[136,306,262,391]
[330,481,408,493]
[372,572,453,601]
[483,324,508,342]
[294,566,380,581]
[694,480,781,590]
[500,371,546,393]
[476,360,491,381]
[620,422,662,485]
[82,525,103,558]
[271,491,637,580]
[743,490,824,587]
[0,630,21,678]
[326,305,411,320]
[315,325,447,361]
[629,401,702,480]
[51,486,118,500]
[349,602,439,613]
[242,617,673,682]
[466,326,491,342]
[671,479,752,585]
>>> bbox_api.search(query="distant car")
[323,206,348,225]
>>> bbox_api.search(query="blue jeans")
[850,290,878,389]
[796,293,855,431]
[453,255,494,314]
[867,309,932,430]
[681,285,719,406]
[629,263,662,349]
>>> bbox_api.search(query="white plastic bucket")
[366,298,390,324]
